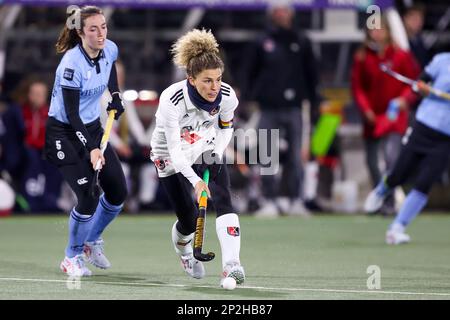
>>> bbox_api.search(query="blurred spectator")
[101,60,164,212]
[308,101,343,212]
[0,82,27,210]
[12,77,63,212]
[402,3,430,68]
[240,0,320,217]
[351,15,420,215]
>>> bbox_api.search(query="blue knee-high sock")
[391,189,428,228]
[66,209,94,258]
[86,195,123,242]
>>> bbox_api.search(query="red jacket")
[21,103,49,150]
[351,45,420,138]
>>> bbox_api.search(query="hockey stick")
[193,168,215,262]
[380,63,450,101]
[91,110,116,197]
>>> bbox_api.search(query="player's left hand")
[107,92,125,120]
[413,80,431,97]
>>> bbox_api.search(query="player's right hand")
[90,148,105,170]
[194,180,211,204]
[413,80,431,97]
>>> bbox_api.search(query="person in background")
[0,82,27,210]
[365,52,450,244]
[402,3,430,68]
[351,15,420,216]
[100,60,160,212]
[240,0,321,217]
[13,77,63,212]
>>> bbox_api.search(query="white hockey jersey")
[150,79,238,186]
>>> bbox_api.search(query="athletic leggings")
[160,163,235,235]
[58,144,127,214]
[386,121,450,194]
[45,117,127,215]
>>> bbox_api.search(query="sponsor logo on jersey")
[80,84,107,97]
[154,158,167,170]
[76,131,87,145]
[63,68,75,81]
[57,151,65,160]
[209,106,220,116]
[77,177,88,185]
[180,127,201,144]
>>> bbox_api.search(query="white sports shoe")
[287,199,312,217]
[364,185,389,213]
[254,200,279,218]
[180,254,205,279]
[221,262,245,286]
[84,239,111,269]
[386,229,411,245]
[60,254,92,277]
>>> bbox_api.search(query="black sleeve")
[62,87,97,152]
[108,61,120,94]
[418,71,432,83]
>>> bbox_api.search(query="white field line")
[0,277,450,297]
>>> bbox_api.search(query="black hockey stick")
[193,168,215,262]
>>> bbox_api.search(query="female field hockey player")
[45,6,127,276]
[364,52,450,245]
[150,29,245,287]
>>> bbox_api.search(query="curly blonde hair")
[171,29,224,78]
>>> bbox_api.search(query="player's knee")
[217,210,238,218]
[414,182,431,195]
[76,196,99,215]
[104,184,128,206]
[215,202,235,217]
[115,183,128,205]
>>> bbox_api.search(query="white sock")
[216,213,241,269]
[171,221,193,256]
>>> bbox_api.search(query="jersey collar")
[183,80,198,112]
[78,44,104,67]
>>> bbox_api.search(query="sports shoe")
[364,181,391,214]
[180,254,205,279]
[60,254,92,277]
[386,229,411,245]
[221,262,245,287]
[84,239,111,269]
[254,200,279,218]
[287,199,312,217]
